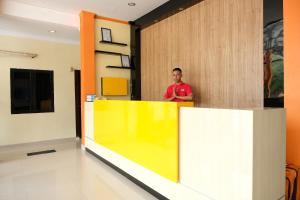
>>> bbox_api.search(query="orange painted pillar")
[284,0,300,165]
[80,11,96,145]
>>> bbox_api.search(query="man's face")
[172,70,182,83]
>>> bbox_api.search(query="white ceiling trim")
[0,1,79,28]
[0,29,79,45]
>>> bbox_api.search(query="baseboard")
[86,148,168,200]
[84,137,209,200]
[0,137,77,150]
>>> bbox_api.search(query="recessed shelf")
[95,50,122,56]
[100,40,128,46]
[106,66,134,70]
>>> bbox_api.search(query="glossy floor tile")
[0,139,157,200]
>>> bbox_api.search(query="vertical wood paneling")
[141,0,263,108]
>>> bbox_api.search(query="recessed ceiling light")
[48,30,56,33]
[128,2,136,6]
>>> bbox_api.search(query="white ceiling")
[9,0,169,21]
[0,15,80,44]
[0,0,168,44]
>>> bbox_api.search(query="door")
[74,70,81,138]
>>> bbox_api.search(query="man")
[163,68,193,102]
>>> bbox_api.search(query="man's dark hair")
[172,67,182,73]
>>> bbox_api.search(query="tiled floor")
[0,139,157,200]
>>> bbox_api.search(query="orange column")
[284,0,300,165]
[80,11,96,145]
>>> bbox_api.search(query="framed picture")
[121,55,130,67]
[263,19,283,107]
[101,28,112,42]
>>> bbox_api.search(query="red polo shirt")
[164,82,193,102]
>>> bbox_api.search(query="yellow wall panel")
[93,100,193,182]
[101,77,128,96]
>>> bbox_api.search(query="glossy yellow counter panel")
[93,100,193,182]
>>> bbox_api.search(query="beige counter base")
[180,108,286,200]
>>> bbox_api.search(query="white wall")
[0,35,80,146]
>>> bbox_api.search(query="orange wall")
[80,12,130,144]
[80,11,96,144]
[284,0,300,165]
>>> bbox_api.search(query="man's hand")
[173,88,177,97]
[163,88,177,101]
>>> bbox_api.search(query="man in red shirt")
[163,68,193,102]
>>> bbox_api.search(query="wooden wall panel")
[141,0,263,108]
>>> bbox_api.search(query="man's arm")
[164,96,175,101]
[175,93,193,101]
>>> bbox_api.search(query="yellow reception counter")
[84,100,286,200]
[94,100,193,182]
